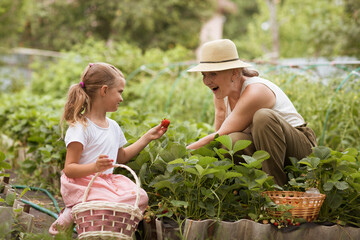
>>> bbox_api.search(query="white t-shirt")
[224,77,305,127]
[64,117,127,174]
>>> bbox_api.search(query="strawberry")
[144,215,151,223]
[161,118,170,128]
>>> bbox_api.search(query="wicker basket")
[263,191,326,222]
[72,164,143,239]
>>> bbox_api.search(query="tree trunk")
[266,0,280,63]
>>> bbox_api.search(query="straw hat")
[188,39,252,72]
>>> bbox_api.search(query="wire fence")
[1,48,360,147]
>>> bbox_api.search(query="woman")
[186,39,316,186]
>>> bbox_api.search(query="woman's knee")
[253,108,275,126]
[252,109,278,133]
[228,132,252,144]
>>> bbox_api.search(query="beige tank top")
[224,77,305,127]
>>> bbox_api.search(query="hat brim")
[187,60,252,72]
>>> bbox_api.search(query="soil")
[2,170,69,236]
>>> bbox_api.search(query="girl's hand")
[146,124,168,140]
[95,155,114,172]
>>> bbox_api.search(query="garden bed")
[154,218,360,240]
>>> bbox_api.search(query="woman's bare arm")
[214,95,226,131]
[187,84,275,149]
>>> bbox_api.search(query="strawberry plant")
[285,146,360,226]
[0,151,11,194]
[141,135,277,223]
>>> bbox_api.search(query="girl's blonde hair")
[61,62,124,129]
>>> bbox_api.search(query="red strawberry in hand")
[161,118,170,128]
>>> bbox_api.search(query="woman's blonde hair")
[61,62,124,130]
[242,68,259,77]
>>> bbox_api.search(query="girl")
[49,62,168,235]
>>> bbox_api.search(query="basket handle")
[81,164,141,208]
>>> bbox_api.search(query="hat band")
[200,58,239,64]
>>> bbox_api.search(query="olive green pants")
[229,108,317,186]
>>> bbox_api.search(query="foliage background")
[0,0,359,237]
[0,0,359,59]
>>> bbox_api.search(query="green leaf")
[222,172,243,181]
[152,180,177,193]
[127,161,140,171]
[135,151,150,166]
[170,200,188,208]
[334,181,349,190]
[214,169,225,181]
[215,135,232,151]
[19,188,30,199]
[13,208,23,213]
[198,201,206,209]
[331,172,343,181]
[313,146,331,160]
[323,182,334,191]
[340,155,356,162]
[255,174,269,186]
[139,163,148,184]
[183,167,199,176]
[213,148,225,160]
[159,142,187,162]
[27,136,45,144]
[206,204,216,217]
[252,150,270,161]
[201,168,219,177]
[0,152,5,162]
[241,155,265,169]
[166,163,182,173]
[326,192,343,210]
[233,140,251,153]
[43,157,51,163]
[298,157,320,169]
[6,192,16,206]
[191,147,216,157]
[168,158,185,165]
[350,172,360,180]
[156,210,174,218]
[201,187,213,198]
[342,148,358,157]
[241,162,263,169]
[248,213,257,220]
[0,161,11,170]
[197,156,218,167]
[195,165,204,176]
[242,155,256,164]
[211,160,233,170]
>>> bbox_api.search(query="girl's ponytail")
[61,83,90,134]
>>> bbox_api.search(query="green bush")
[30,39,194,98]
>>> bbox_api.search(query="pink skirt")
[60,173,149,212]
